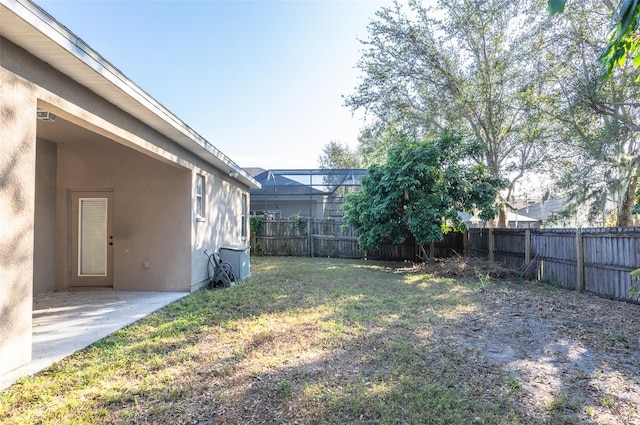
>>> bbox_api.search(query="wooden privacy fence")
[251,217,464,261]
[251,218,640,301]
[468,227,640,301]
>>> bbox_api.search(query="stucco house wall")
[55,141,193,292]
[0,58,36,382]
[191,169,250,289]
[0,0,258,379]
[34,139,57,295]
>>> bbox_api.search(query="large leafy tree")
[346,0,551,227]
[549,0,640,77]
[543,0,640,225]
[548,0,640,289]
[342,131,500,252]
[318,141,362,169]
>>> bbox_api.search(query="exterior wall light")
[36,108,56,122]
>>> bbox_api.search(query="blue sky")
[34,0,392,169]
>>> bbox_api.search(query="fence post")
[488,228,495,263]
[463,231,469,257]
[308,218,314,258]
[524,229,531,266]
[576,229,584,292]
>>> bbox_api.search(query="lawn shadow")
[202,257,640,424]
[436,275,640,424]
[120,257,549,424]
[4,257,639,424]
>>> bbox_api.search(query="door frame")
[69,189,114,287]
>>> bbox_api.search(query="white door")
[70,191,114,287]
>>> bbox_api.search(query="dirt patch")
[423,259,640,424]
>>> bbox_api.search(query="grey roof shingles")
[517,198,565,221]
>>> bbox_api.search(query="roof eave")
[0,0,260,189]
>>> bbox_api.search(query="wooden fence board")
[256,222,639,302]
[253,218,463,261]
[468,227,640,302]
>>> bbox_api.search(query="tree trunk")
[497,207,507,228]
[417,244,428,261]
[495,193,507,228]
[617,176,638,227]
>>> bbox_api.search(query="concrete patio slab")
[0,291,188,391]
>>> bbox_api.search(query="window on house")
[196,174,205,218]
[241,193,248,240]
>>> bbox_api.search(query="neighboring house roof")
[507,212,540,223]
[0,0,259,189]
[243,167,267,178]
[459,211,540,224]
[249,170,327,196]
[458,212,476,223]
[246,169,368,197]
[517,198,565,222]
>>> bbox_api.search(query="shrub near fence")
[468,227,640,302]
[251,217,464,261]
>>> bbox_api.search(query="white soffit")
[0,0,259,189]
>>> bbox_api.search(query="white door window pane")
[79,198,108,276]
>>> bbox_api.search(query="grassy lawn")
[1,256,631,424]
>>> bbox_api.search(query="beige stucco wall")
[1,37,251,291]
[1,35,251,378]
[0,66,35,376]
[191,168,250,289]
[56,141,192,292]
[34,138,57,295]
